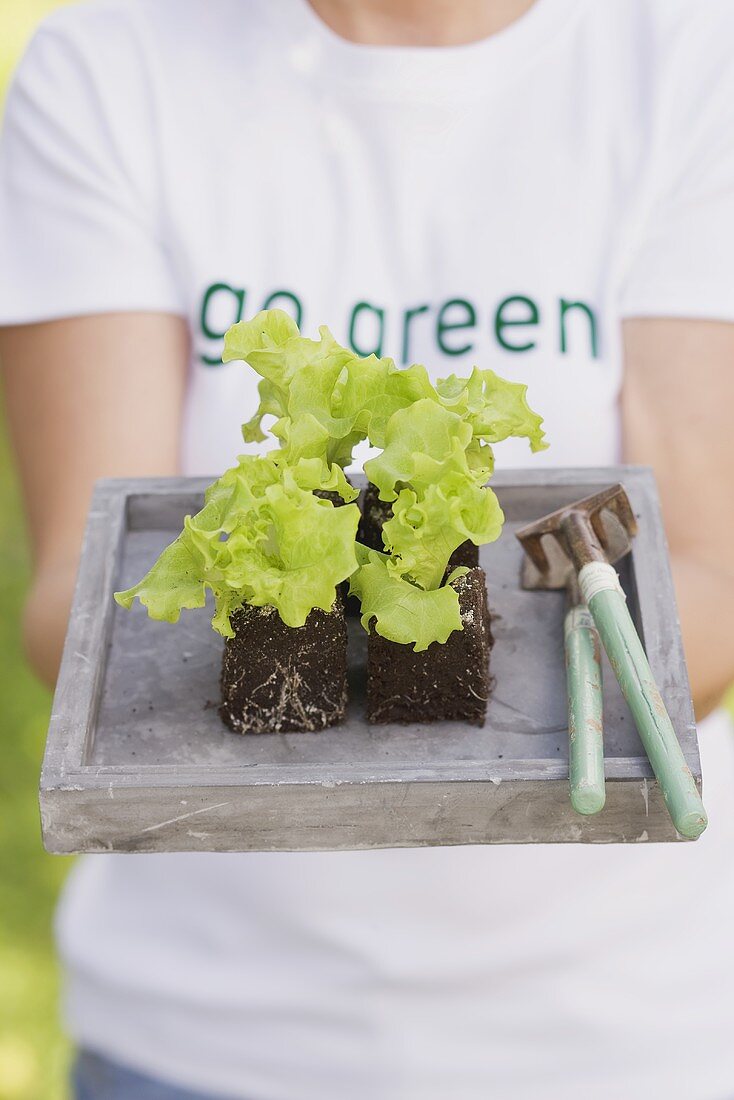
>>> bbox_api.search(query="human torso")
[54,2,734,1098]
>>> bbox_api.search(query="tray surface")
[97,526,642,769]
[40,467,700,852]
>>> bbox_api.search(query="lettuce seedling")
[223,309,436,495]
[352,387,546,650]
[350,401,505,649]
[115,453,360,636]
[221,310,547,651]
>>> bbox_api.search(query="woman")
[2,1,734,1097]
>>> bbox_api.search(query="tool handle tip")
[570,786,606,816]
[673,808,708,841]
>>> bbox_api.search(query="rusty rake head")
[515,483,638,590]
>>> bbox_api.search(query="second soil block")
[366,566,493,726]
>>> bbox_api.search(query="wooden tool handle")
[564,605,605,815]
[580,568,707,840]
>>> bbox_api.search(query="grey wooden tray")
[39,466,700,853]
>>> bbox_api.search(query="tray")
[39,466,700,853]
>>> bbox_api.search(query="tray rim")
[39,465,700,849]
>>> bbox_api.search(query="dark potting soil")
[358,483,479,571]
[313,488,346,504]
[366,567,493,726]
[219,597,348,734]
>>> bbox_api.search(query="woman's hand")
[623,317,734,718]
[0,312,189,687]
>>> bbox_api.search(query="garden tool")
[564,573,605,816]
[516,484,707,840]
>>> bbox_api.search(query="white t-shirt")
[2,1,734,1097]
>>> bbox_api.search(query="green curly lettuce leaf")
[115,454,360,636]
[222,309,303,440]
[224,310,373,481]
[279,346,368,470]
[113,524,211,623]
[224,309,443,473]
[349,548,464,651]
[223,311,355,448]
[222,307,301,380]
[363,399,474,502]
[382,478,504,590]
[221,481,359,625]
[436,367,548,456]
[269,443,358,503]
[281,354,438,467]
[330,358,438,451]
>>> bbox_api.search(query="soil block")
[366,567,493,726]
[219,596,347,734]
[358,483,479,570]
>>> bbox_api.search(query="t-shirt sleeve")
[618,7,734,322]
[0,11,184,325]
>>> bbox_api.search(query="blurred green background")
[1,8,72,1100]
[1,4,733,1100]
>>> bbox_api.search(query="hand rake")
[516,484,707,840]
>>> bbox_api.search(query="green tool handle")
[580,565,707,840]
[564,605,605,815]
